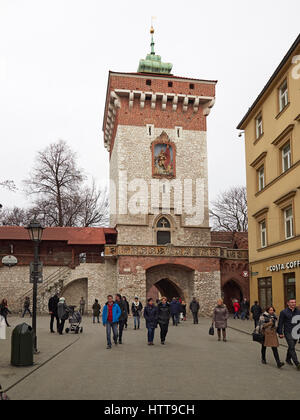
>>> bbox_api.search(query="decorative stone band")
[103,89,215,150]
[105,245,248,260]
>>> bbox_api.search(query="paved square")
[1,316,300,400]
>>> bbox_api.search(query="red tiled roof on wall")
[0,226,117,245]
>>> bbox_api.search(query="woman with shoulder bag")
[213,299,229,342]
[259,306,284,369]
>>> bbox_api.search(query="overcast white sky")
[0,0,299,211]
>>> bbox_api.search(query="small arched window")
[156,217,171,245]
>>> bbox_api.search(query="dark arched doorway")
[146,264,194,303]
[222,280,243,313]
[149,278,183,302]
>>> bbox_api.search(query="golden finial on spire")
[150,16,156,34]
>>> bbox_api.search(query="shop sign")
[267,260,300,272]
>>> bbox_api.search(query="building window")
[258,277,272,310]
[284,273,296,303]
[258,165,265,191]
[146,79,152,86]
[284,206,294,239]
[175,126,183,139]
[282,142,291,173]
[147,124,154,137]
[279,79,288,112]
[156,217,171,245]
[168,81,173,87]
[260,220,267,248]
[256,114,263,139]
[189,83,195,89]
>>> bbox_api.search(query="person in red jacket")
[233,300,240,319]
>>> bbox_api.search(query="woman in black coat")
[157,297,171,345]
[0,299,11,327]
[143,298,158,345]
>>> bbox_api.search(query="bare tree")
[0,180,16,191]
[210,186,248,232]
[0,207,29,226]
[22,140,109,227]
[24,140,84,227]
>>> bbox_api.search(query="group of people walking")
[256,299,300,370]
[101,295,200,349]
[3,291,300,371]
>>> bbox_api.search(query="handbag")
[252,330,264,344]
[209,323,215,336]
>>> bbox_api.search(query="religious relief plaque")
[152,132,176,179]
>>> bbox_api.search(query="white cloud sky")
[0,0,299,210]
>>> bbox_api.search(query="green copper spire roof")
[138,26,173,74]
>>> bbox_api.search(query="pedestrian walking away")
[132,297,143,330]
[115,294,128,344]
[22,297,32,318]
[190,297,200,324]
[57,297,70,335]
[0,299,11,327]
[48,293,59,333]
[258,307,284,369]
[102,295,121,349]
[180,300,187,322]
[213,299,229,342]
[79,297,86,316]
[241,298,250,321]
[122,296,130,329]
[144,298,158,345]
[92,299,101,324]
[251,301,262,328]
[170,297,181,326]
[157,297,171,344]
[233,300,240,319]
[277,299,300,370]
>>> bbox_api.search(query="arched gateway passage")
[146,264,194,303]
[222,280,243,313]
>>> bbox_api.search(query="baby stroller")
[65,306,83,334]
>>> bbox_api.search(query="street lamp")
[26,220,44,353]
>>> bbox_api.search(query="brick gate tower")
[102,28,248,314]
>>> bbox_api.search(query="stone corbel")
[183,96,189,112]
[173,95,178,111]
[140,92,146,109]
[162,94,167,111]
[129,91,134,109]
[151,93,157,109]
[203,98,216,116]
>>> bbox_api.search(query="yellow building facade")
[238,34,300,312]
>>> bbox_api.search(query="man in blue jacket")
[102,295,121,349]
[277,299,300,370]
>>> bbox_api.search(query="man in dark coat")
[92,299,101,324]
[144,298,158,345]
[241,298,250,320]
[190,297,200,324]
[157,297,171,344]
[170,298,181,326]
[277,299,300,370]
[48,294,59,333]
[251,301,262,328]
[115,294,128,344]
[122,296,130,329]
[22,297,32,318]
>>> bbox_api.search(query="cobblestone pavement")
[1,315,300,400]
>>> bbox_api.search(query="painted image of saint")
[154,143,174,176]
